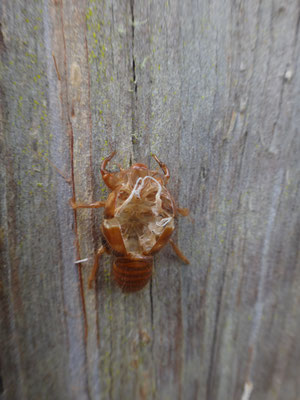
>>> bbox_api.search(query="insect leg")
[70,199,106,209]
[177,206,194,224]
[88,245,106,289]
[176,207,189,217]
[151,154,170,182]
[169,239,189,264]
[101,151,117,189]
[101,151,116,173]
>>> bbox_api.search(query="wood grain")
[1,0,299,399]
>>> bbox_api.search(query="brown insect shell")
[101,163,176,259]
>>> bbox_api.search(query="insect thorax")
[104,170,174,256]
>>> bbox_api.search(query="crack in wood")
[130,0,138,154]
[58,0,89,343]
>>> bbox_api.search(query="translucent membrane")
[106,174,174,255]
[115,176,162,217]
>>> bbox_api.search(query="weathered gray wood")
[1,0,299,399]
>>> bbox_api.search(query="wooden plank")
[0,0,299,399]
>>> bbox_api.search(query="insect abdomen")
[113,257,153,292]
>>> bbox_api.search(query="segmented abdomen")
[113,257,153,292]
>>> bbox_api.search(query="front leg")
[70,199,106,209]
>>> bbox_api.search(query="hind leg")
[88,245,107,289]
[169,239,189,264]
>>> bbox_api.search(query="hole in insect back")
[112,174,175,255]
[145,192,156,202]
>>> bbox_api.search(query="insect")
[71,151,189,292]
